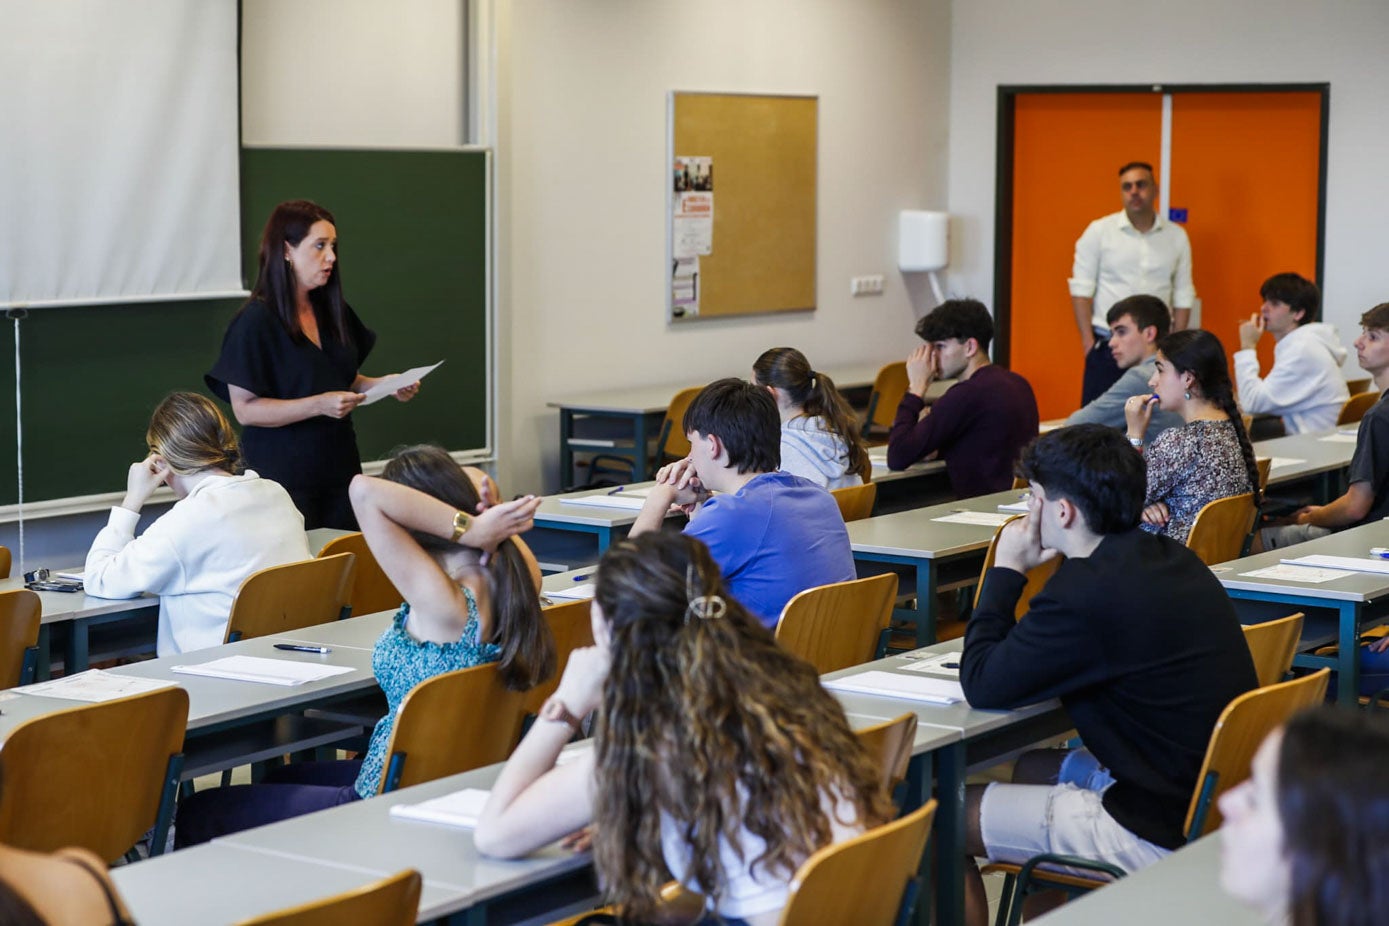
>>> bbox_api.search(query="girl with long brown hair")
[753,347,871,487]
[476,531,893,925]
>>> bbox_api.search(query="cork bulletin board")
[668,92,818,321]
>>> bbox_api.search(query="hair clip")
[684,563,727,623]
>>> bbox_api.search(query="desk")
[848,489,1026,645]
[0,574,158,676]
[1032,834,1258,925]
[1256,430,1356,499]
[530,482,676,567]
[1216,520,1389,703]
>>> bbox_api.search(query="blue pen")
[1370,548,1389,559]
[572,573,592,581]
[607,486,625,495]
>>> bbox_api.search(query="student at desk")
[83,392,311,656]
[752,347,870,489]
[475,532,894,926]
[959,425,1256,926]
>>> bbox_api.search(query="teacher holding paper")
[206,200,419,529]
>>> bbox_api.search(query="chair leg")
[150,753,185,858]
[994,872,1016,926]
[892,876,922,926]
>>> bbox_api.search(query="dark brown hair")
[381,445,554,690]
[246,199,351,345]
[753,348,871,481]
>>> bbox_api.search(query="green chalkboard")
[0,147,489,506]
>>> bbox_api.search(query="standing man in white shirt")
[1069,161,1195,405]
[1234,272,1349,435]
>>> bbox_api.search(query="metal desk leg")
[917,560,937,647]
[559,408,575,488]
[933,743,967,926]
[904,751,938,926]
[36,624,52,680]
[1337,601,1361,706]
[595,525,613,555]
[65,620,90,675]
[633,412,650,482]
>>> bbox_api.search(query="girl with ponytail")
[753,347,871,487]
[1122,329,1260,543]
[477,532,893,925]
[83,391,312,655]
[175,444,551,848]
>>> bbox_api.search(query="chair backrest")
[1185,493,1257,566]
[317,533,403,618]
[658,386,704,462]
[225,553,356,643]
[778,798,937,926]
[1338,391,1379,426]
[1184,668,1329,839]
[0,686,188,862]
[0,589,41,689]
[235,869,421,926]
[972,516,1062,618]
[863,362,908,434]
[1241,613,1304,687]
[830,482,878,522]
[775,573,897,674]
[1254,457,1272,492]
[378,663,531,794]
[521,599,596,716]
[0,545,10,579]
[854,712,918,794]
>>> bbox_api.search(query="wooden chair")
[854,712,917,795]
[830,481,878,521]
[0,544,10,579]
[0,589,41,688]
[1346,377,1372,395]
[224,553,356,643]
[522,598,596,717]
[775,573,897,674]
[317,533,403,618]
[1185,493,1257,566]
[1337,391,1379,426]
[777,798,938,925]
[377,663,531,793]
[972,516,1062,619]
[1242,613,1304,686]
[590,385,703,483]
[235,868,421,926]
[994,669,1330,925]
[1255,457,1272,492]
[862,362,908,444]
[0,686,187,862]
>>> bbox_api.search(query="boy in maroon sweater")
[887,298,1038,498]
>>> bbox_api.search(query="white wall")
[946,0,1389,355]
[496,0,951,494]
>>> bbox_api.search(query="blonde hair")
[146,392,243,476]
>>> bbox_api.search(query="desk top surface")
[1216,519,1389,603]
[847,489,1026,560]
[1033,834,1260,925]
[1255,429,1357,485]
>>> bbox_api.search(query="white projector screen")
[0,0,244,309]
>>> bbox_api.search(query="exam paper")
[822,670,964,704]
[1239,564,1344,584]
[1282,554,1389,576]
[1267,457,1306,470]
[1318,433,1359,444]
[360,361,444,406]
[390,788,490,828]
[559,490,650,511]
[898,651,962,675]
[170,655,354,686]
[933,511,1014,527]
[18,669,178,703]
[545,583,596,601]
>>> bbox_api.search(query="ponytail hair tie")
[684,564,727,624]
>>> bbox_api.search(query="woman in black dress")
[206,200,418,529]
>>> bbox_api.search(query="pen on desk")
[607,486,625,495]
[1371,548,1389,560]
[572,573,592,582]
[273,643,331,655]
[943,661,960,670]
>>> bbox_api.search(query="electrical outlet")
[850,275,885,297]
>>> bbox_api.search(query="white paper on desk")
[1267,457,1306,470]
[897,651,962,675]
[390,788,490,828]
[170,655,354,686]
[1282,554,1389,576]
[360,361,444,406]
[17,669,177,703]
[868,452,889,466]
[996,501,1029,514]
[1319,433,1359,444]
[559,491,650,511]
[546,583,596,601]
[823,670,964,705]
[1239,564,1344,584]
[933,511,1014,527]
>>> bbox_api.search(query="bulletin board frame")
[667,91,818,323]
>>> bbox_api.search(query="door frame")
[991,82,1330,367]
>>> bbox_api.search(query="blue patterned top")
[353,587,501,798]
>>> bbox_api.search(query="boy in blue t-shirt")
[630,378,855,628]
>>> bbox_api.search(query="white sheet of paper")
[897,651,962,675]
[389,787,490,828]
[559,490,650,511]
[1239,564,1345,584]
[170,655,354,686]
[932,511,1014,527]
[1282,554,1389,576]
[546,583,596,601]
[996,501,1029,513]
[823,670,964,704]
[1267,457,1306,470]
[1318,433,1359,444]
[360,361,444,406]
[18,669,178,703]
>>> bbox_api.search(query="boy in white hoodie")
[1235,272,1349,434]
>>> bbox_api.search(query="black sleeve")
[205,301,281,401]
[344,304,377,369]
